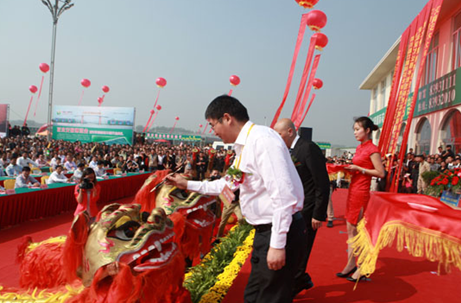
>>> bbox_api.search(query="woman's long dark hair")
[80,167,97,185]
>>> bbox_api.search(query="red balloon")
[102,85,110,93]
[29,85,38,94]
[81,79,91,88]
[39,63,50,73]
[313,32,328,51]
[229,75,240,86]
[306,10,327,32]
[313,78,323,89]
[199,124,203,128]
[295,0,319,9]
[150,109,155,115]
[156,105,162,110]
[156,77,167,88]
[175,116,179,120]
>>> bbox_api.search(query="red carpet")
[222,189,460,303]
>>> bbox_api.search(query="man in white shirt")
[89,156,98,169]
[166,95,307,303]
[73,163,85,181]
[35,154,48,167]
[6,157,22,176]
[47,165,69,184]
[94,161,106,177]
[64,156,78,171]
[18,152,38,168]
[15,166,40,188]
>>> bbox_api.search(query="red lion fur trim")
[134,169,171,213]
[170,212,186,242]
[68,252,191,303]
[62,212,89,283]
[180,222,214,259]
[18,241,67,289]
[16,236,32,264]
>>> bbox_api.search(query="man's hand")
[165,174,188,190]
[312,218,322,230]
[267,247,285,271]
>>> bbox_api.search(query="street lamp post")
[40,0,74,141]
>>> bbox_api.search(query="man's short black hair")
[205,95,249,122]
[97,160,104,165]
[447,145,452,148]
[22,166,31,172]
[55,165,63,169]
[77,163,85,168]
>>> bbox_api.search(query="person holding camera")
[74,167,100,218]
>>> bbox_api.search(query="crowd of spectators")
[0,133,235,182]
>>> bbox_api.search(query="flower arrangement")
[184,223,253,303]
[425,168,461,197]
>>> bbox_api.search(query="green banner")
[369,91,413,127]
[52,105,135,145]
[146,133,202,142]
[315,142,331,150]
[414,68,460,117]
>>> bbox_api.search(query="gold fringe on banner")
[349,218,461,277]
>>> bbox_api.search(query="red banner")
[378,0,444,191]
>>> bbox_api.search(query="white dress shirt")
[47,171,68,184]
[73,169,83,180]
[89,161,98,169]
[64,161,77,171]
[17,157,37,168]
[188,121,304,249]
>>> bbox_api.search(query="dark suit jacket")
[291,137,330,222]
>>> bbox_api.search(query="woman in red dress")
[337,116,385,282]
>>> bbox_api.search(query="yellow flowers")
[198,230,255,303]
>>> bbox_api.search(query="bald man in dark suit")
[274,118,330,297]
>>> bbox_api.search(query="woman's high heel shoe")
[346,275,369,282]
[336,266,357,278]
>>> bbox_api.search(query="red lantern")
[156,77,167,88]
[313,78,323,89]
[306,10,327,32]
[102,85,110,93]
[156,105,162,110]
[295,0,319,9]
[29,85,38,94]
[150,109,155,114]
[81,79,91,88]
[39,63,50,73]
[175,116,179,121]
[313,32,328,51]
[229,75,240,86]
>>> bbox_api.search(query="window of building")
[424,32,439,85]
[380,78,386,107]
[372,88,377,113]
[441,110,461,154]
[452,12,461,70]
[416,118,431,155]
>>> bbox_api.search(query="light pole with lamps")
[40,0,74,141]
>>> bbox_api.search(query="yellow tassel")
[349,218,461,277]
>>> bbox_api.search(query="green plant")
[184,223,253,303]
[425,168,461,197]
[421,170,440,184]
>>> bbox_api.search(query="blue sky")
[0,0,428,146]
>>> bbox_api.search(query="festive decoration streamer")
[270,13,309,128]
[148,111,159,132]
[170,121,178,134]
[290,36,318,121]
[24,95,34,127]
[295,93,316,130]
[202,123,209,134]
[33,75,45,117]
[153,90,161,109]
[77,90,85,106]
[293,54,321,123]
[143,111,154,133]
[228,89,233,96]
